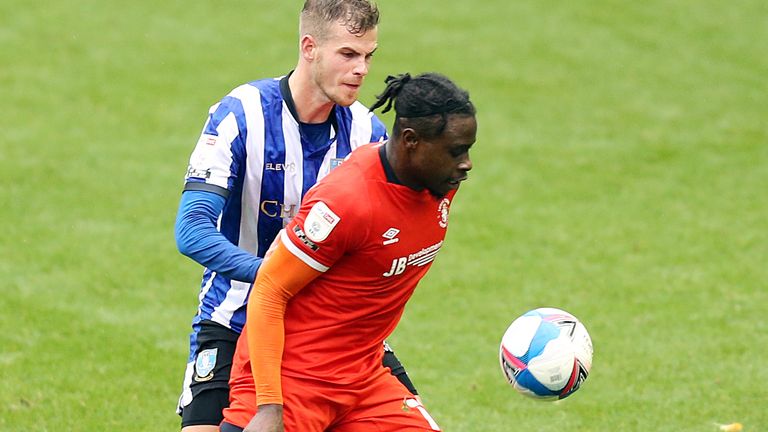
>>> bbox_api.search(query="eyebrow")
[450,143,474,154]
[340,46,378,57]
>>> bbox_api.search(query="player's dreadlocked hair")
[370,73,476,139]
[301,0,380,39]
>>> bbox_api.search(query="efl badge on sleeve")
[304,201,340,243]
[194,348,217,382]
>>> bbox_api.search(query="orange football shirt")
[225,143,457,426]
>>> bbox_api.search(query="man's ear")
[401,128,419,150]
[300,34,317,61]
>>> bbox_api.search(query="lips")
[447,176,468,189]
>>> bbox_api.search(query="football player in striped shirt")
[174,1,416,430]
[221,72,477,431]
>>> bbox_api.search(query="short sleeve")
[184,95,248,191]
[282,179,369,271]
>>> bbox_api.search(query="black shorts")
[179,320,239,427]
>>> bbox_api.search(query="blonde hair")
[300,0,379,41]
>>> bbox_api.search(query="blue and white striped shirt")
[181,74,387,338]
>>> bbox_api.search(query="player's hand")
[243,404,284,432]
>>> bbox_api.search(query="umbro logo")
[382,228,400,245]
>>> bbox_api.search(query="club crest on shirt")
[194,348,217,382]
[438,198,450,228]
[304,201,340,243]
[329,158,345,171]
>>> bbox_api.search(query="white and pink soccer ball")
[499,307,593,400]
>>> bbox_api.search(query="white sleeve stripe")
[206,112,238,189]
[281,105,303,209]
[281,230,329,272]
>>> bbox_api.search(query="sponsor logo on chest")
[260,200,298,220]
[381,198,451,277]
[265,162,297,172]
[382,240,444,277]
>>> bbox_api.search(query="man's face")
[411,114,477,198]
[311,23,378,107]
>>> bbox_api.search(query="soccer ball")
[499,307,593,400]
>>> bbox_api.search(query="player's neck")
[384,141,422,192]
[288,69,335,124]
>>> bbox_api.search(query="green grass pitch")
[1,0,766,430]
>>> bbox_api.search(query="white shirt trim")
[281,230,329,272]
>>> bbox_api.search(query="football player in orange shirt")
[222,72,477,432]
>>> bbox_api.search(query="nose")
[458,156,472,172]
[353,57,370,76]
